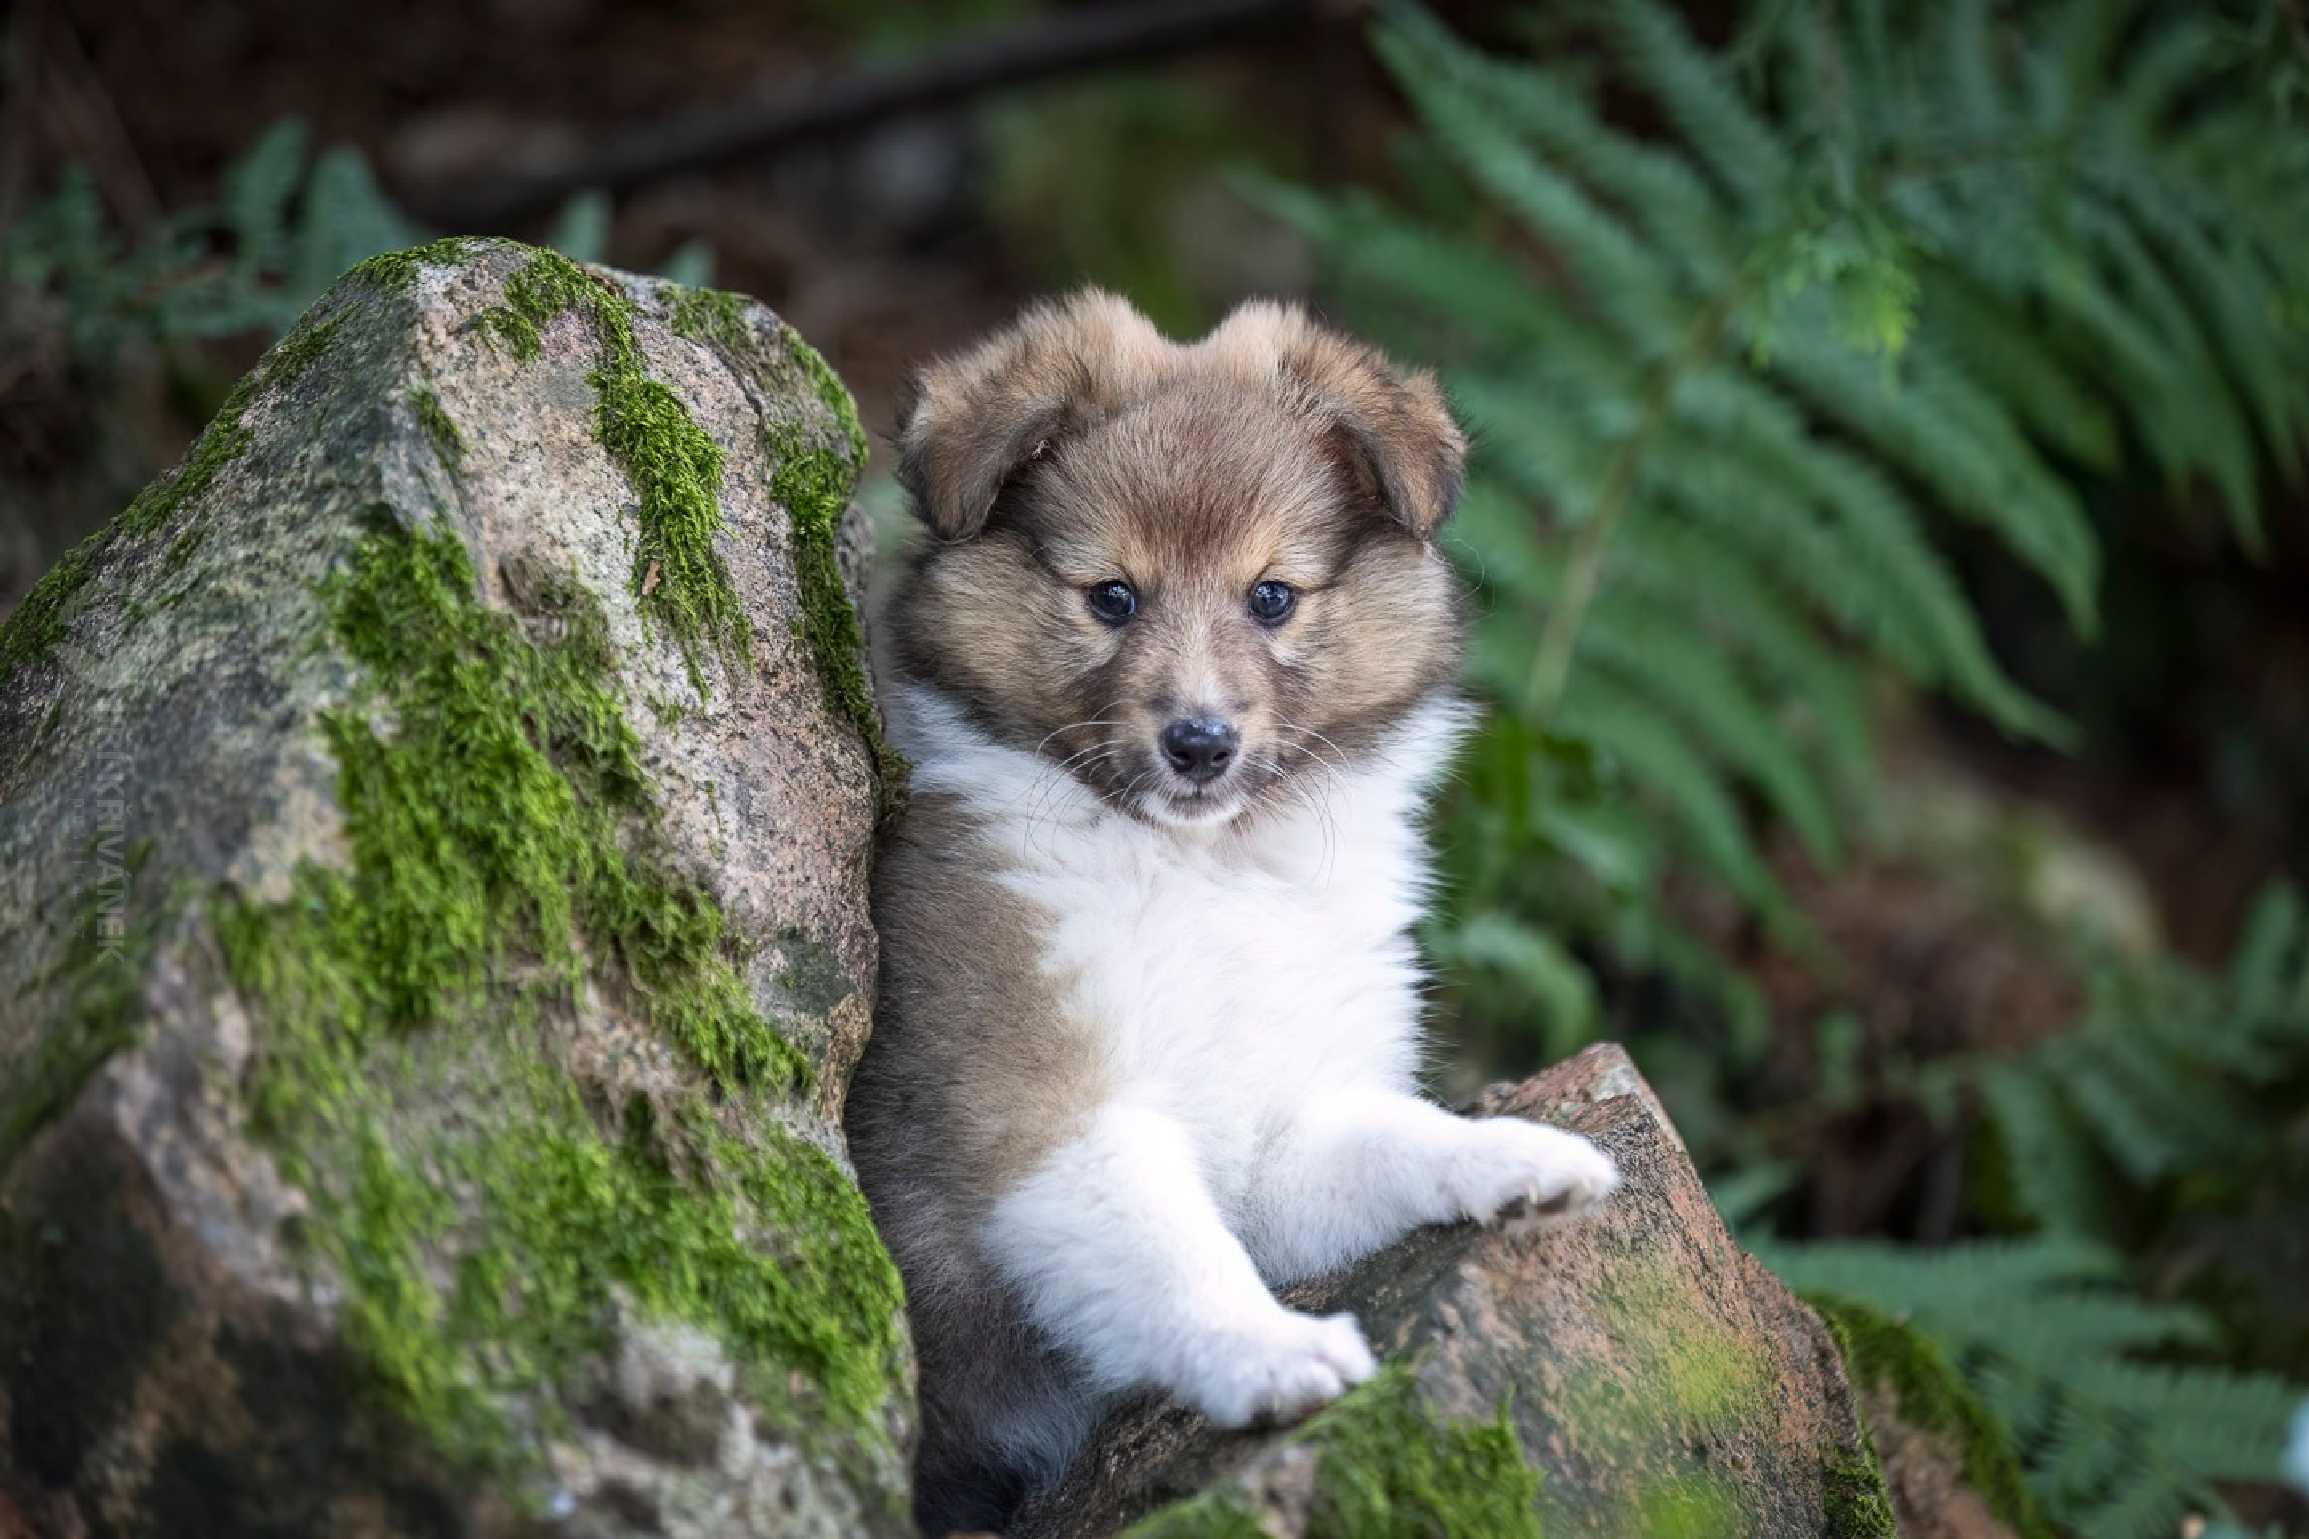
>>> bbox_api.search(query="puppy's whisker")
[1024,740,1125,856]
[1033,708,1130,758]
[1273,719,1353,776]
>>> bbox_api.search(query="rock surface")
[1012,1045,1898,1539]
[0,240,912,1536]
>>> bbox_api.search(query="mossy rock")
[0,239,912,1537]
[1014,1047,1896,1539]
[1808,1295,2053,1539]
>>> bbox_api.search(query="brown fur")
[849,291,1470,1534]
[885,289,1468,823]
[848,792,1105,1530]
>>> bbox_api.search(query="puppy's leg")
[986,1102,1376,1428]
[1244,1091,1618,1284]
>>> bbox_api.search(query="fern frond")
[1434,911,1600,1059]
[1300,0,2309,1074]
[1755,301,2101,632]
[1760,1232,2302,1531]
[1554,674,1783,913]
[1602,0,1790,212]
[1974,878,2309,1235]
[2074,192,2265,547]
[2066,1360,2308,1482]
[1916,272,2120,472]
[1978,1060,2118,1237]
[1268,192,1570,352]
[2229,884,2306,1019]
[1374,15,1682,344]
[1578,596,1842,863]
[1668,372,2072,741]
[1614,516,1877,794]
[1391,7,1735,286]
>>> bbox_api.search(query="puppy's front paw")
[1446,1118,1618,1228]
[1184,1309,1377,1429]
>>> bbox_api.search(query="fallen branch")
[411,0,1321,231]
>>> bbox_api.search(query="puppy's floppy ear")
[897,289,1171,541]
[1211,302,1468,538]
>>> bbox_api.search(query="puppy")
[845,291,1618,1536]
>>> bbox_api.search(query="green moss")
[594,361,750,692]
[2,376,254,684]
[0,843,165,1172]
[1806,1292,2054,1539]
[411,387,463,467]
[1819,1446,1898,1539]
[475,246,614,364]
[667,284,753,355]
[782,325,870,469]
[214,513,900,1474]
[119,311,340,544]
[221,514,804,1119]
[1125,1492,1270,1539]
[119,376,258,541]
[349,236,483,295]
[476,305,541,361]
[264,314,343,390]
[642,279,897,786]
[1588,1264,1776,1437]
[1126,1364,1544,1539]
[317,1079,904,1469]
[0,532,103,689]
[1,306,355,686]
[768,419,903,798]
[757,317,901,799]
[1627,1477,1740,1539]
[477,250,750,693]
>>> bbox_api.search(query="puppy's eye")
[1248,580,1296,625]
[1086,580,1138,625]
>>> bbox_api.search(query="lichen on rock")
[1,238,909,1536]
[211,509,899,1473]
[1015,1046,1894,1539]
[1809,1292,2052,1539]
[0,310,339,692]
[662,280,900,798]
[1126,1364,1542,1539]
[469,250,757,696]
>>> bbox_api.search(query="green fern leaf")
[1602,0,1790,212]
[1555,673,1784,914]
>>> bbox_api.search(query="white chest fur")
[888,684,1465,1195]
[881,681,1616,1473]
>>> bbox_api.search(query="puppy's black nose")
[1160,718,1239,784]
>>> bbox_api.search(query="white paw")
[1183,1309,1377,1429]
[1445,1118,1619,1228]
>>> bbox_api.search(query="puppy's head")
[888,290,1467,828]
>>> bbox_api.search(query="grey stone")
[1012,1046,1896,1539]
[0,240,911,1537]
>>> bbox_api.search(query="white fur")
[888,682,1617,1449]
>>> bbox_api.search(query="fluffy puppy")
[845,290,1617,1536]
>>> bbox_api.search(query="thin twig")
[412,0,1321,231]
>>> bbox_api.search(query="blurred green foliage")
[8,1,2309,1528]
[985,75,1294,336]
[1,122,703,378]
[1269,1,2309,1531]
[1755,890,2309,1537]
[4,120,417,362]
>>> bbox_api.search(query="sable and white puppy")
[846,291,1617,1536]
